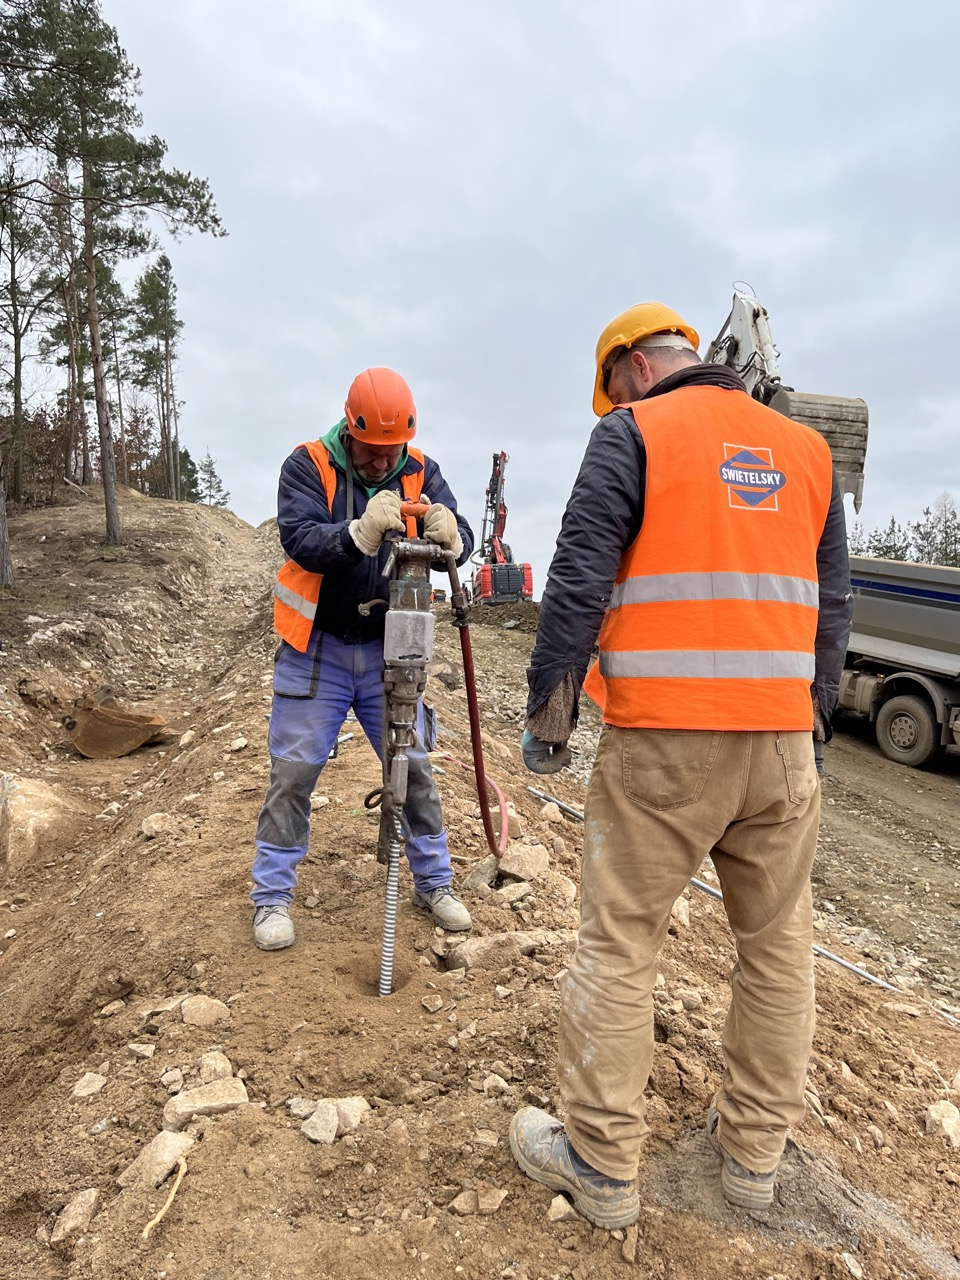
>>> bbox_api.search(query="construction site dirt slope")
[0,489,958,1280]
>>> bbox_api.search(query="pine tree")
[145,444,197,502]
[0,165,61,501]
[847,521,867,555]
[197,449,229,507]
[0,0,224,546]
[866,516,911,561]
[127,254,183,497]
[909,493,960,567]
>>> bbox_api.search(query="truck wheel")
[875,694,942,767]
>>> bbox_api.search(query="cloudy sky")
[104,0,959,593]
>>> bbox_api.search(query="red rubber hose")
[445,561,509,858]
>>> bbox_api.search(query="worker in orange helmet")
[251,368,475,950]
[510,303,852,1226]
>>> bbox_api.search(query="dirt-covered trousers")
[250,631,452,907]
[560,725,820,1180]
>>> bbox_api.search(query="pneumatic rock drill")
[361,501,505,996]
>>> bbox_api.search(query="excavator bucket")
[768,388,868,513]
[62,687,168,760]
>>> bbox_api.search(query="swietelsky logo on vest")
[719,445,787,511]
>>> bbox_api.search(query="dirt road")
[0,491,958,1280]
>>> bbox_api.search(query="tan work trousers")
[559,726,820,1180]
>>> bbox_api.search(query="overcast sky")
[103,0,960,594]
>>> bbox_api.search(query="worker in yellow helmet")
[511,302,852,1226]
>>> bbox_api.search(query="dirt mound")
[1,494,959,1279]
[468,599,540,633]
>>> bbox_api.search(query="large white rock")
[160,1068,184,1094]
[0,773,89,874]
[445,933,525,973]
[498,844,550,883]
[301,1102,339,1144]
[463,854,499,890]
[180,995,231,1028]
[327,1096,371,1135]
[162,1078,248,1131]
[498,881,531,905]
[117,1131,195,1188]
[286,1096,317,1120]
[199,1051,233,1082]
[448,1189,479,1215]
[445,928,576,972]
[141,812,177,838]
[72,1073,107,1099]
[50,1188,99,1246]
[925,1100,960,1147]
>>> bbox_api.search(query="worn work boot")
[412,885,472,931]
[253,904,295,951]
[706,1103,776,1209]
[509,1107,640,1229]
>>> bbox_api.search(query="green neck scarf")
[321,420,408,498]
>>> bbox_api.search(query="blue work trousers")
[251,631,452,906]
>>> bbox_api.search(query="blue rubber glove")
[521,729,572,775]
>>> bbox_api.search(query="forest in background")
[848,490,960,567]
[0,0,227,589]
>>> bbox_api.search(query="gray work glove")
[422,503,463,558]
[349,490,404,556]
[521,730,572,775]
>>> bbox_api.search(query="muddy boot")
[509,1107,639,1229]
[253,905,295,951]
[706,1103,777,1209]
[411,886,472,931]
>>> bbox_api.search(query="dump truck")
[836,556,960,767]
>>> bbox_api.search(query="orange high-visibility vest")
[273,441,426,652]
[582,387,833,730]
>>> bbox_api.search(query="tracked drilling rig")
[471,451,534,605]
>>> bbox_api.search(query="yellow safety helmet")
[592,302,700,417]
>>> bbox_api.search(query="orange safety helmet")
[344,368,417,444]
[592,303,700,417]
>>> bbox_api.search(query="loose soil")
[0,488,958,1280]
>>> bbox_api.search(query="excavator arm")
[705,290,868,512]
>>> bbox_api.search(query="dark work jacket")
[527,364,853,733]
[278,442,474,644]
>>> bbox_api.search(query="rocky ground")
[0,488,958,1280]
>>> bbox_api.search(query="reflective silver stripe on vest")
[609,572,818,610]
[599,650,816,680]
[273,580,317,621]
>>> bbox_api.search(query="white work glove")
[349,490,404,556]
[422,503,463,558]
